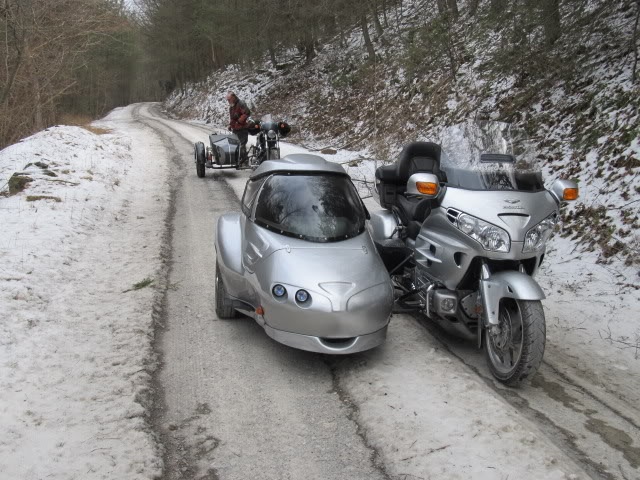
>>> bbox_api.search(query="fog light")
[295,289,309,303]
[272,284,286,297]
[441,298,456,312]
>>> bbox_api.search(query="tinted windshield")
[440,121,544,191]
[254,174,366,242]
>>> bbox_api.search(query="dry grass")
[8,174,33,195]
[58,113,112,135]
[123,277,154,293]
[26,195,62,202]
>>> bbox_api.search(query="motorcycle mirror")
[406,173,440,198]
[550,179,579,204]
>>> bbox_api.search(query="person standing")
[226,91,251,165]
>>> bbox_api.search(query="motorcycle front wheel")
[484,299,545,386]
[267,147,280,160]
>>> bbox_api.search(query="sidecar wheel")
[196,162,205,178]
[484,299,545,386]
[215,262,239,319]
[195,142,206,178]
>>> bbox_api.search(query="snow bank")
[0,108,167,479]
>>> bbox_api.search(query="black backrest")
[396,142,442,183]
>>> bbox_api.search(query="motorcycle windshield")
[254,174,366,242]
[260,114,276,130]
[439,122,544,192]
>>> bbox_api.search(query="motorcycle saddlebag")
[209,134,240,165]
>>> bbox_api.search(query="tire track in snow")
[416,314,639,480]
[131,103,213,479]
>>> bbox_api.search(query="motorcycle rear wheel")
[484,299,545,386]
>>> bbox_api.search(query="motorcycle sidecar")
[195,133,247,177]
[214,154,394,354]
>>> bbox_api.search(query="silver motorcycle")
[369,122,579,385]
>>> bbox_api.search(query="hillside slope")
[167,0,640,269]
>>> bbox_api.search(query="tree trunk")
[360,13,376,60]
[268,46,277,69]
[437,0,448,15]
[207,36,217,68]
[633,0,640,83]
[448,0,459,20]
[469,0,479,16]
[372,1,384,38]
[33,78,43,130]
[382,0,389,27]
[542,0,561,46]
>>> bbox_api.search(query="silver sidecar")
[215,154,393,354]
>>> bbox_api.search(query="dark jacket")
[229,99,251,130]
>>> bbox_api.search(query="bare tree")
[1,0,136,147]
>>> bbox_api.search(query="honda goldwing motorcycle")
[247,115,291,167]
[369,122,579,386]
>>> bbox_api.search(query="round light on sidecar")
[295,289,310,303]
[272,284,287,297]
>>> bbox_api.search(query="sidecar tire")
[195,142,206,178]
[215,262,239,319]
[484,299,545,387]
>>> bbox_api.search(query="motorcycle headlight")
[456,213,510,253]
[523,213,557,253]
[267,129,277,139]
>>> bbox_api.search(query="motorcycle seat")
[375,142,442,211]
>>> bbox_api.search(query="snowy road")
[2,103,637,480]
[131,104,636,480]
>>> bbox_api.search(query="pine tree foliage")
[136,0,401,91]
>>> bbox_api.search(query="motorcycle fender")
[216,213,244,278]
[480,271,545,326]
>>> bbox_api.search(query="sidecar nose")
[253,246,393,349]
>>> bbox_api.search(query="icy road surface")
[1,103,638,480]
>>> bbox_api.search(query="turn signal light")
[256,306,265,316]
[563,188,579,201]
[416,181,438,195]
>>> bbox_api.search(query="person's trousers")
[234,129,249,162]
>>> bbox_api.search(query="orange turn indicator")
[416,181,438,195]
[563,188,579,201]
[256,306,265,316]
